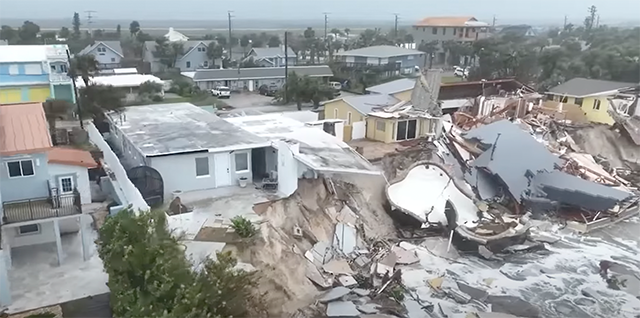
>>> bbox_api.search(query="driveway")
[224,92,274,109]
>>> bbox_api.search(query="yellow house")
[546,78,637,125]
[365,78,416,102]
[323,93,441,143]
[323,94,399,142]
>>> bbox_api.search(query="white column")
[1,228,11,269]
[79,215,90,262]
[53,219,63,266]
[0,250,11,307]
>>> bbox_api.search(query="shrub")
[25,312,56,318]
[151,94,163,102]
[231,216,258,238]
[97,209,266,318]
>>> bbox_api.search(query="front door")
[213,153,231,187]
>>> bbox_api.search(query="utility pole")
[492,15,496,28]
[323,12,330,41]
[227,11,233,61]
[284,31,288,103]
[394,13,399,38]
[85,10,96,35]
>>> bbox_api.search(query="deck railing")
[1,189,81,224]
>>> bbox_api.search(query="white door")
[214,153,232,187]
[58,176,74,194]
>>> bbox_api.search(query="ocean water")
[401,217,640,318]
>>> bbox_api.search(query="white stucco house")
[106,103,379,203]
[0,102,103,313]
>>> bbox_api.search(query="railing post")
[29,199,34,220]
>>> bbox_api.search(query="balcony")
[50,72,72,84]
[2,191,81,224]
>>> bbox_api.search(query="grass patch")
[127,96,229,108]
[441,76,463,84]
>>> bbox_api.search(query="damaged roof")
[463,120,633,210]
[462,120,562,203]
[547,78,637,97]
[531,171,632,211]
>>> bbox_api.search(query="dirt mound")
[224,176,397,316]
[380,140,437,180]
[567,124,640,169]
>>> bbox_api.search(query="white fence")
[87,123,149,213]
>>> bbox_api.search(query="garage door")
[0,88,21,103]
[29,86,52,102]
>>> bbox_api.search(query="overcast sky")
[0,0,638,24]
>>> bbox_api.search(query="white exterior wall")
[149,149,255,201]
[4,219,78,248]
[48,163,92,204]
[276,141,299,197]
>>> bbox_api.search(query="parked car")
[258,84,279,96]
[453,66,469,78]
[329,81,342,90]
[211,86,231,98]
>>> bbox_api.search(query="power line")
[85,10,97,35]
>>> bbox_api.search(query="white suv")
[211,86,231,98]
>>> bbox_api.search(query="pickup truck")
[211,86,231,98]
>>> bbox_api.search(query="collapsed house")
[453,119,638,233]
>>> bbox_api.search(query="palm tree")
[68,55,99,87]
[418,41,439,69]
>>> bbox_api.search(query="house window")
[197,47,205,52]
[432,27,438,35]
[97,47,106,53]
[203,60,209,67]
[18,224,40,235]
[396,119,417,141]
[7,159,35,178]
[59,176,74,194]
[407,55,414,60]
[186,61,191,68]
[51,65,56,71]
[574,98,583,107]
[333,108,338,119]
[465,28,470,37]
[453,28,457,35]
[234,152,249,172]
[560,96,568,103]
[195,157,209,177]
[8,64,19,75]
[111,58,116,62]
[442,28,446,35]
[593,99,601,110]
[376,120,386,131]
[347,112,352,125]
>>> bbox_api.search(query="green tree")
[207,42,225,65]
[215,34,227,47]
[59,26,70,39]
[18,21,40,44]
[129,20,140,36]
[69,55,99,86]
[72,12,81,38]
[418,40,439,68]
[280,72,334,110]
[330,28,343,36]
[0,25,18,44]
[155,37,183,69]
[344,28,351,37]
[584,5,598,31]
[138,81,163,100]
[97,209,266,318]
[267,35,281,48]
[78,85,125,119]
[116,24,121,36]
[240,35,250,54]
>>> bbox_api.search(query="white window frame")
[6,159,35,178]
[195,157,210,177]
[234,152,250,173]
[8,64,19,75]
[203,60,209,67]
[24,64,42,75]
[18,224,41,235]
[593,99,601,110]
[347,112,353,125]
[376,120,385,131]
[395,119,418,141]
[97,47,106,53]
[58,176,74,194]
[333,108,338,119]
[186,61,192,68]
